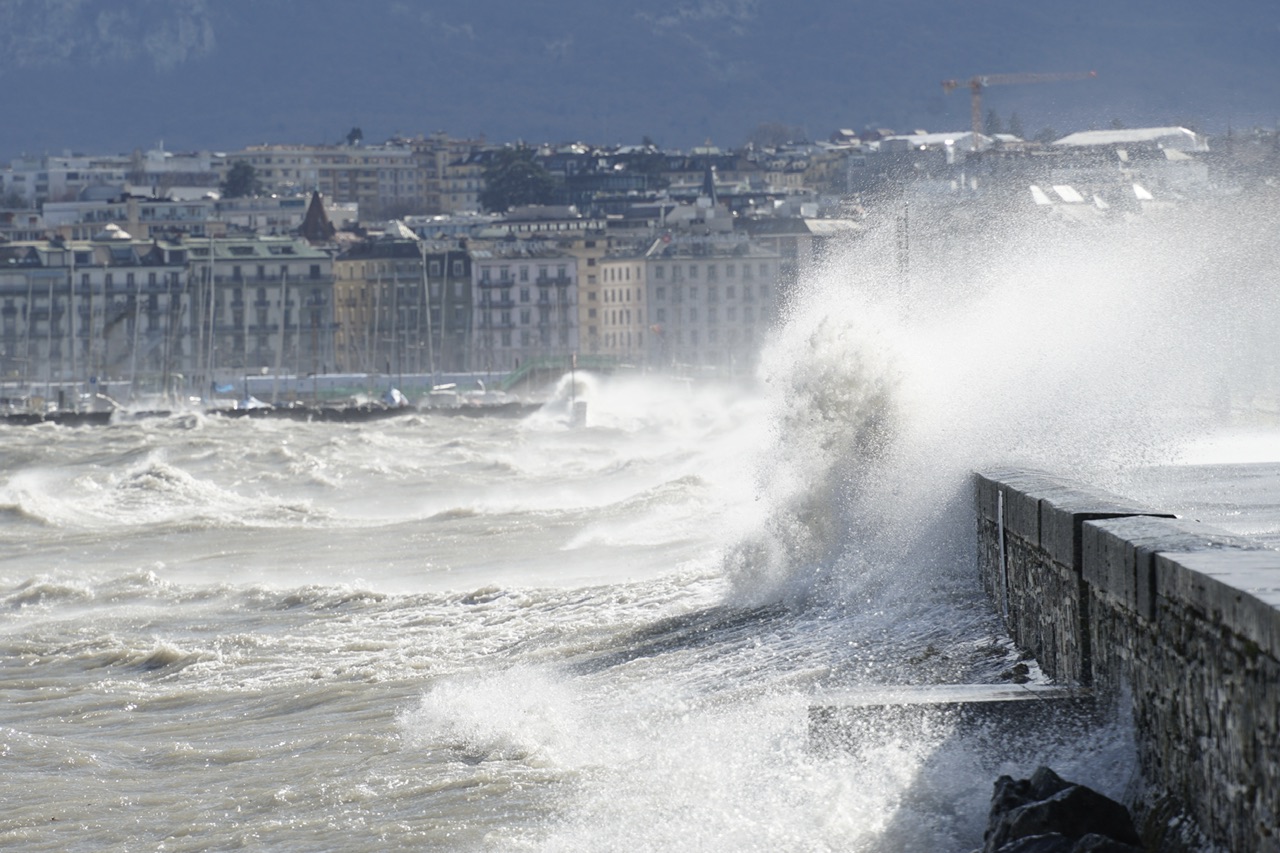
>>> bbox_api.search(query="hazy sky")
[2,0,1277,157]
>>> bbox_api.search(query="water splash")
[727,199,1280,610]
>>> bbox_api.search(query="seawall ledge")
[975,467,1280,852]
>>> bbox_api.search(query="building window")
[520,288,530,303]
[655,265,665,280]
[429,261,442,277]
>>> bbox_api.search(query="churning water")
[2,200,1278,851]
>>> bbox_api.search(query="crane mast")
[941,71,1097,147]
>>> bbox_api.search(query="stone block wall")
[975,469,1280,852]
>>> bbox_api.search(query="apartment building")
[595,253,648,363]
[1,148,222,206]
[644,234,781,373]
[332,236,472,376]
[183,235,337,382]
[0,233,188,395]
[231,142,421,219]
[469,242,578,374]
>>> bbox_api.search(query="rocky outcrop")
[983,767,1142,853]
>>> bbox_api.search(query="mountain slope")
[1,0,1276,158]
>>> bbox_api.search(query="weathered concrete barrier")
[976,468,1280,852]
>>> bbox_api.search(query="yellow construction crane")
[941,71,1097,145]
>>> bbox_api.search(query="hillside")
[0,0,1276,157]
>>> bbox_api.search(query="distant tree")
[1008,112,1025,139]
[346,126,364,146]
[478,147,556,212]
[621,149,671,189]
[0,190,28,209]
[1034,127,1060,145]
[641,135,658,148]
[1110,118,1126,130]
[221,161,261,198]
[984,109,1004,136]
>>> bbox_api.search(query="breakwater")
[975,469,1280,851]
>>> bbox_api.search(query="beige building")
[437,152,486,214]
[595,253,649,363]
[408,133,487,214]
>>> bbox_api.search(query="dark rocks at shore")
[981,766,1143,853]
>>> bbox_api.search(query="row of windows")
[590,282,771,307]
[601,309,636,326]
[602,265,641,283]
[78,272,182,287]
[602,331,641,349]
[653,305,764,324]
[652,262,771,281]
[349,282,465,300]
[652,284,768,303]
[489,329,572,347]
[478,265,570,282]
[483,307,572,325]
[481,288,557,305]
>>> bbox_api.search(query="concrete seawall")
[975,468,1280,852]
